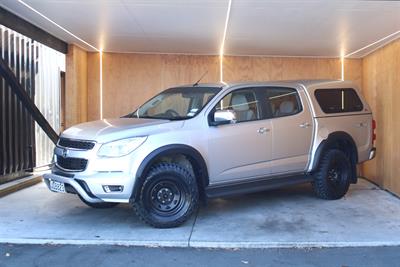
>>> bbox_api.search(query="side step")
[205,174,313,198]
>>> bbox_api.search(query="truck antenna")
[193,70,208,86]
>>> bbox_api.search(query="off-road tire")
[78,195,119,209]
[312,149,351,200]
[133,162,199,228]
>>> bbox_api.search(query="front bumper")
[45,140,147,203]
[43,169,132,203]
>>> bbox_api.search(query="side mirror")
[211,109,237,126]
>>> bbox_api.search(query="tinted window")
[215,89,259,123]
[315,89,363,113]
[266,87,302,118]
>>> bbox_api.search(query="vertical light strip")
[99,50,103,119]
[220,0,232,83]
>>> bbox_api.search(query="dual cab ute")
[43,80,376,228]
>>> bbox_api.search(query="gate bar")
[0,57,58,144]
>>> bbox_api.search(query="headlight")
[97,137,147,157]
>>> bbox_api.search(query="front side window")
[214,89,259,123]
[315,88,363,113]
[130,87,221,120]
[266,87,302,118]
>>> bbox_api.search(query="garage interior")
[0,0,400,249]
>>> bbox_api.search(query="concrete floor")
[0,179,400,248]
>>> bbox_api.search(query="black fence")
[0,27,36,183]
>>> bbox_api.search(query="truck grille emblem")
[62,149,69,158]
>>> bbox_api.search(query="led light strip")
[219,0,232,83]
[18,0,104,120]
[342,30,400,80]
[99,50,103,119]
[345,30,400,58]
[18,0,100,52]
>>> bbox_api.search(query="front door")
[207,88,272,184]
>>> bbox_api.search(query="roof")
[179,79,357,90]
[222,79,347,88]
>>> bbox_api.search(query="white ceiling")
[226,0,400,57]
[1,0,400,57]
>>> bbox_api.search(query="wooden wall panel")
[344,59,363,89]
[362,39,400,195]
[102,53,162,119]
[87,52,100,121]
[88,53,219,119]
[87,53,362,119]
[160,54,220,89]
[223,56,343,82]
[65,44,87,128]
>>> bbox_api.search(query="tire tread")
[312,149,351,200]
[133,162,199,228]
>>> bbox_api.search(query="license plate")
[50,180,66,193]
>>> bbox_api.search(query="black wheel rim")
[146,179,189,217]
[327,158,346,188]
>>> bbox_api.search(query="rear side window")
[315,88,363,114]
[266,87,302,118]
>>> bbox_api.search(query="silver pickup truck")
[43,80,376,228]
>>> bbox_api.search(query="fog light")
[102,185,124,193]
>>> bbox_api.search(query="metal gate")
[0,25,65,184]
[0,25,36,183]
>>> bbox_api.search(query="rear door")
[263,87,313,174]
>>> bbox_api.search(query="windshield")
[128,87,221,120]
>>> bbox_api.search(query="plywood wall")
[87,53,219,120]
[86,53,361,119]
[224,56,340,81]
[87,52,100,121]
[224,56,362,88]
[344,59,363,90]
[362,39,400,195]
[65,44,88,128]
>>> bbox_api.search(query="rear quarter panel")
[312,114,373,165]
[304,81,373,170]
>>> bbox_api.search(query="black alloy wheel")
[133,163,199,228]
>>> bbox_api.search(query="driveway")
[0,178,400,248]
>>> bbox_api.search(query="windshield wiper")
[124,113,189,121]
[121,112,134,118]
[135,115,171,120]
[167,116,190,121]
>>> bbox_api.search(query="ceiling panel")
[102,35,222,54]
[0,0,399,57]
[225,0,400,57]
[0,0,228,53]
